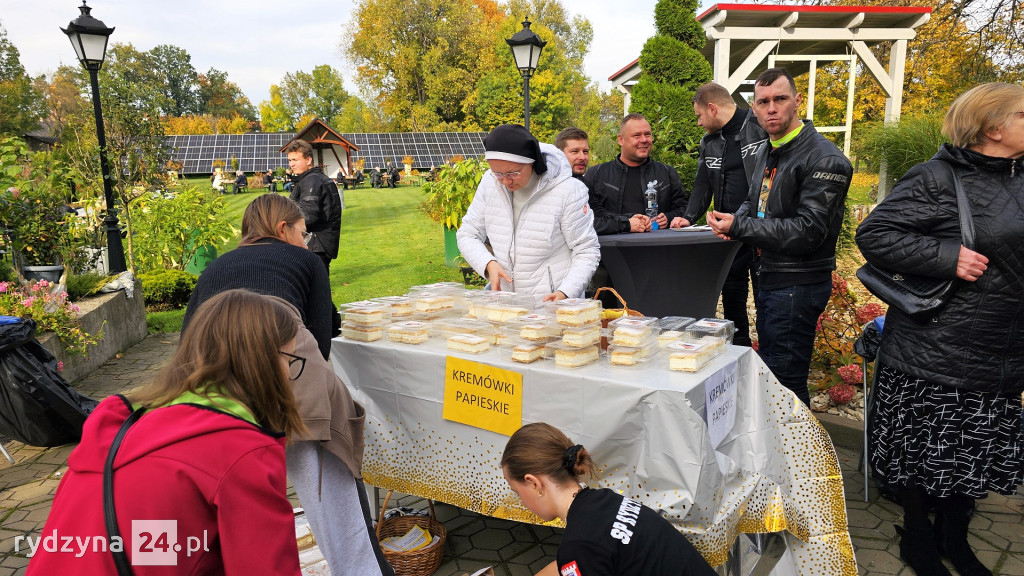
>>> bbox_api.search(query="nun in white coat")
[457,124,600,301]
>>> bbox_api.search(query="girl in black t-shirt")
[501,423,716,576]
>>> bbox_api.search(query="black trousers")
[721,243,756,346]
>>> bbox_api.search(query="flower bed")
[1,279,147,383]
[808,272,885,412]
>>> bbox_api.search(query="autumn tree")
[332,95,379,132]
[466,0,599,141]
[50,43,169,272]
[628,0,711,182]
[258,85,294,132]
[163,115,215,135]
[0,22,46,136]
[148,44,201,117]
[198,68,257,121]
[278,65,350,123]
[344,0,502,130]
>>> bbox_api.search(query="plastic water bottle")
[645,180,659,230]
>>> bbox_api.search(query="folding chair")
[852,315,884,502]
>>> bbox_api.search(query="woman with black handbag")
[855,82,1024,576]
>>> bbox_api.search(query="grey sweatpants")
[286,441,394,576]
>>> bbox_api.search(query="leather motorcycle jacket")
[682,108,767,222]
[729,121,852,275]
[583,156,688,235]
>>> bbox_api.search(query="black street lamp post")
[62,1,127,274]
[506,17,546,132]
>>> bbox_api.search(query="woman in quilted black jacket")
[856,82,1024,576]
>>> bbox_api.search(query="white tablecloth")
[331,337,856,575]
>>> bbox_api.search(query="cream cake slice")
[343,307,385,325]
[467,302,488,319]
[387,321,429,344]
[389,301,414,317]
[519,323,551,341]
[446,334,490,354]
[486,305,529,322]
[610,347,648,366]
[555,305,601,326]
[342,323,384,342]
[511,343,545,363]
[667,342,711,372]
[562,324,600,347]
[555,345,599,368]
[612,326,651,347]
[416,295,454,312]
[657,330,684,347]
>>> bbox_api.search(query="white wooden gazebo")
[610,3,932,177]
[696,3,930,157]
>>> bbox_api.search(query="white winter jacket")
[457,143,600,298]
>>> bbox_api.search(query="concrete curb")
[815,411,865,452]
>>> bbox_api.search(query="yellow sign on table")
[442,356,523,436]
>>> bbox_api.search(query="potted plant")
[421,158,486,267]
[0,137,83,282]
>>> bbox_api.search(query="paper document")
[670,225,713,232]
[379,526,436,552]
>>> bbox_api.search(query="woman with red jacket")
[27,290,307,575]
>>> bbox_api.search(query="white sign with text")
[705,360,738,448]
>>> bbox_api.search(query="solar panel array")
[165,132,488,174]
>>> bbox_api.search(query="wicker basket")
[594,287,644,349]
[376,491,447,576]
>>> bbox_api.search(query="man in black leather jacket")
[707,68,851,405]
[583,114,688,235]
[285,139,342,272]
[674,82,768,346]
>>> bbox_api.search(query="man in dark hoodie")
[285,139,342,271]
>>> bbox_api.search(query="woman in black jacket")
[855,82,1024,576]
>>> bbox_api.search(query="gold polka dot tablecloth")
[331,339,857,575]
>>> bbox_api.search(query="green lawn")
[150,182,461,332]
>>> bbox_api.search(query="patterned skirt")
[868,362,1024,499]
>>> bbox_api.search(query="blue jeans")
[754,280,831,406]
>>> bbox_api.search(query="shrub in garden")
[628,0,711,185]
[65,272,113,301]
[139,269,197,311]
[421,158,487,229]
[0,259,16,284]
[129,186,236,273]
[828,383,857,405]
[855,112,946,188]
[811,272,886,396]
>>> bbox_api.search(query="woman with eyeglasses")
[457,124,601,301]
[28,290,307,574]
[183,194,395,575]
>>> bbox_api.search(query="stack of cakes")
[543,299,603,368]
[607,316,661,366]
[340,302,391,342]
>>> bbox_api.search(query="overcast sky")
[1,0,715,106]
